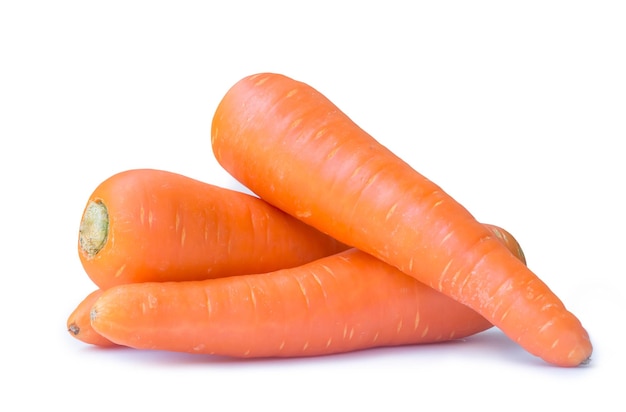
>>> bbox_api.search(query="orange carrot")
[67,289,117,347]
[210,72,592,366]
[78,169,348,289]
[482,224,526,265]
[91,232,524,357]
[73,222,524,349]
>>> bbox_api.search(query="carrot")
[78,168,349,289]
[67,289,117,347]
[482,224,526,265]
[90,223,527,357]
[210,72,592,366]
[73,222,524,349]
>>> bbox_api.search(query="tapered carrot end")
[67,289,118,347]
[67,320,118,347]
[558,348,592,368]
[529,317,593,367]
[483,224,526,265]
[565,335,593,368]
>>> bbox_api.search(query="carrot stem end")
[79,200,109,258]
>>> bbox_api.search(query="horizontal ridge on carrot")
[210,72,592,366]
[90,222,528,357]
[78,169,349,289]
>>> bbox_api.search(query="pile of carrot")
[68,73,592,367]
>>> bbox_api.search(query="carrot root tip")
[79,200,109,258]
[68,323,80,336]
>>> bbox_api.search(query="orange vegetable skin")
[210,72,592,366]
[74,222,523,349]
[91,248,499,357]
[67,290,117,347]
[482,224,526,265]
[78,169,348,289]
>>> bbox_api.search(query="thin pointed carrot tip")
[68,323,80,336]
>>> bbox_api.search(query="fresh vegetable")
[67,289,117,347]
[72,224,525,350]
[210,72,592,366]
[90,225,526,357]
[78,169,348,289]
[482,224,526,266]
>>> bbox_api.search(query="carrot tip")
[68,323,80,336]
[79,200,109,258]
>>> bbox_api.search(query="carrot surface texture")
[210,72,592,367]
[78,169,348,289]
[67,289,117,347]
[72,224,526,350]
[90,223,526,357]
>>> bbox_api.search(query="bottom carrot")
[67,290,118,347]
[90,233,526,357]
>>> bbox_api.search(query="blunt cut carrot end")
[77,169,350,289]
[79,200,109,258]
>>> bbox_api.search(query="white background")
[2,1,624,410]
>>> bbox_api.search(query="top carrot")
[210,72,592,367]
[78,168,348,289]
